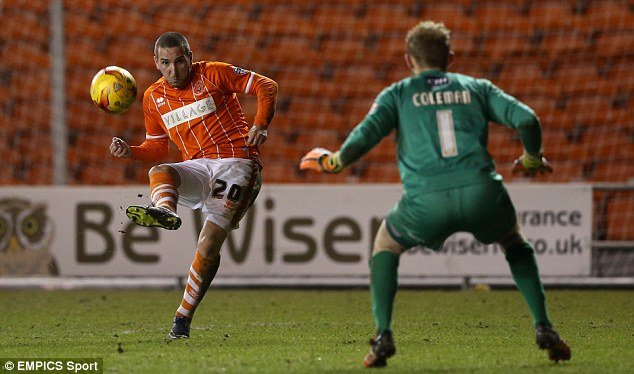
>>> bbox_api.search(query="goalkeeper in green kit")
[300,21,570,368]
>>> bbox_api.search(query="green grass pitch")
[0,289,632,373]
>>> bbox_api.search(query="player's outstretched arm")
[512,151,553,176]
[299,147,344,173]
[110,137,132,158]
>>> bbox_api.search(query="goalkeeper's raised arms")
[512,151,553,176]
[299,147,344,173]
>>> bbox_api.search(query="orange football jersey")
[130,61,277,162]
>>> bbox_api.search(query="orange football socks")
[149,171,178,212]
[176,250,220,319]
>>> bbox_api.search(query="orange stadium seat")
[66,69,97,102]
[552,60,616,96]
[564,95,617,127]
[331,65,386,97]
[104,36,152,68]
[528,0,578,31]
[256,6,315,38]
[312,111,351,132]
[2,41,49,69]
[361,3,416,33]
[605,192,634,240]
[584,0,634,30]
[318,36,367,65]
[536,30,591,58]
[519,94,559,115]
[193,4,255,37]
[266,35,321,67]
[287,98,333,123]
[24,140,53,182]
[64,11,109,41]
[264,138,302,162]
[480,32,538,61]
[450,32,480,58]
[113,10,156,44]
[421,4,477,33]
[293,128,345,151]
[10,100,50,129]
[584,127,634,161]
[261,161,295,183]
[7,70,50,101]
[4,0,49,14]
[4,9,48,43]
[496,61,551,96]
[273,69,319,98]
[449,60,488,79]
[537,106,575,131]
[78,163,127,185]
[541,128,585,162]
[595,32,634,58]
[591,160,634,183]
[310,4,366,37]
[65,37,111,69]
[473,2,532,33]
[371,34,407,62]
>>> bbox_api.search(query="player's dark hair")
[406,21,451,71]
[154,32,191,56]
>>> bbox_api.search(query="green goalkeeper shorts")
[385,181,517,250]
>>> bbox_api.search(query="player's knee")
[149,164,166,176]
[149,164,180,183]
[373,221,406,256]
[496,224,525,251]
[197,220,227,259]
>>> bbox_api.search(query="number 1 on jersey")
[436,109,458,157]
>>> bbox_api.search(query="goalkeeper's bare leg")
[498,226,571,362]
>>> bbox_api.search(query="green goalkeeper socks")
[505,241,551,328]
[370,251,400,333]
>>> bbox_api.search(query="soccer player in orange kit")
[109,32,278,340]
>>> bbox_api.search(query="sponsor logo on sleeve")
[232,66,250,75]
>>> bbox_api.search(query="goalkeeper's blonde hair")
[406,21,451,71]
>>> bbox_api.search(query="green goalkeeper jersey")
[339,69,542,192]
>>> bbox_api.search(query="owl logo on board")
[0,198,58,276]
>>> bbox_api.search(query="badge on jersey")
[232,66,250,75]
[194,80,205,95]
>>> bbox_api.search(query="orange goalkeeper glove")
[512,151,553,176]
[299,148,344,173]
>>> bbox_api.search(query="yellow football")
[89,66,137,114]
